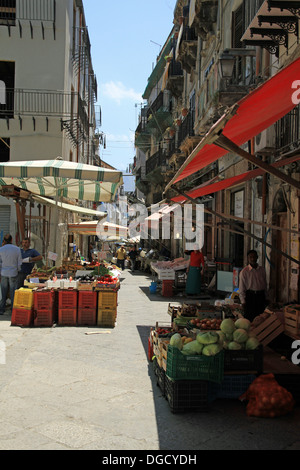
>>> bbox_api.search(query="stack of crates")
[58,289,78,326]
[33,289,57,327]
[97,290,118,328]
[11,288,34,327]
[77,291,97,326]
[162,280,174,297]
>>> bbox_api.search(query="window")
[0,138,10,162]
[0,61,15,119]
[0,0,16,26]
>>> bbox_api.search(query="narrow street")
[0,270,299,451]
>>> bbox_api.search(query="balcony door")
[0,61,15,119]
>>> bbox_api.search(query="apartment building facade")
[135,0,300,303]
[0,0,100,261]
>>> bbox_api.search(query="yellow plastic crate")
[13,288,34,309]
[98,291,118,309]
[97,308,117,328]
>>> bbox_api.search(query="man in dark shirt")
[18,237,43,288]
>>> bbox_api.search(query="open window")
[0,137,10,162]
[0,0,16,26]
[0,61,15,119]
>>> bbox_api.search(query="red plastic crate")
[34,308,57,327]
[78,291,97,310]
[34,290,56,311]
[77,308,97,326]
[11,308,34,327]
[58,290,78,309]
[58,308,77,326]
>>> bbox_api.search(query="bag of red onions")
[240,373,295,418]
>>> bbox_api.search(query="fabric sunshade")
[0,159,123,203]
[167,56,300,188]
[171,154,300,202]
[32,194,107,218]
[68,221,128,237]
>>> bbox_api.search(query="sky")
[83,0,177,185]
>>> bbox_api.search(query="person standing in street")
[239,249,268,322]
[18,237,43,288]
[116,245,126,271]
[185,244,205,296]
[0,234,23,315]
[129,246,138,272]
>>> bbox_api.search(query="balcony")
[0,0,56,38]
[146,91,173,135]
[189,0,218,40]
[135,109,151,152]
[218,49,257,107]
[177,111,201,153]
[145,148,168,183]
[165,58,184,98]
[176,25,198,74]
[0,88,92,146]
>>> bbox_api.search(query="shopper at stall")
[116,245,126,271]
[0,234,23,315]
[239,249,268,322]
[129,246,138,272]
[18,237,43,288]
[185,244,205,296]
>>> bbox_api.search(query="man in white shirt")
[0,234,23,315]
[239,250,268,322]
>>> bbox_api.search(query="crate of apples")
[190,317,222,330]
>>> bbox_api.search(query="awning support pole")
[215,134,300,191]
[172,187,300,266]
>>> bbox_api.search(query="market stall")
[149,301,300,415]
[150,258,189,296]
[11,260,121,329]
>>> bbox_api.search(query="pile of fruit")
[189,317,222,330]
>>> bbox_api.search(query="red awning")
[171,154,300,203]
[168,56,300,188]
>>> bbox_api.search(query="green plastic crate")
[166,346,224,383]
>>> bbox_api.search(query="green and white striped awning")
[0,159,123,203]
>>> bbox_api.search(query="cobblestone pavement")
[0,270,299,450]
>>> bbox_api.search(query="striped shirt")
[239,264,267,304]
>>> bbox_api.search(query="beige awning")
[32,195,107,219]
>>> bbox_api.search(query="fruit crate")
[165,375,210,413]
[58,289,78,309]
[33,289,56,311]
[34,308,57,327]
[251,315,285,346]
[208,374,257,400]
[224,345,264,373]
[166,345,224,383]
[97,308,116,328]
[153,357,166,395]
[98,291,118,309]
[77,308,97,326]
[78,291,97,310]
[58,308,77,326]
[13,288,34,309]
[11,308,34,327]
[284,305,300,338]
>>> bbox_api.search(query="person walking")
[18,237,43,288]
[185,244,205,296]
[0,234,23,315]
[116,245,126,271]
[239,249,268,322]
[129,246,138,272]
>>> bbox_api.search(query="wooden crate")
[284,305,300,338]
[251,315,285,346]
